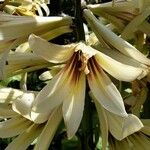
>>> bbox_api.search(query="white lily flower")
[90,33,149,79]
[3,52,50,78]
[87,0,150,39]
[27,34,146,138]
[2,0,50,16]
[0,12,72,79]
[83,9,150,66]
[90,91,143,150]
[0,12,72,53]
[0,12,72,42]
[109,119,150,150]
[0,87,62,150]
[4,107,62,150]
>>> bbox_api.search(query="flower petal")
[83,9,150,65]
[0,13,72,42]
[0,88,35,103]
[87,60,127,117]
[121,7,150,39]
[5,124,43,150]
[12,92,36,121]
[106,112,143,140]
[34,107,62,150]
[63,73,86,138]
[95,50,144,81]
[32,71,65,113]
[92,92,108,150]
[0,116,32,138]
[29,34,76,63]
[0,103,17,118]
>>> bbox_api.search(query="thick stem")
[74,0,85,41]
[79,91,95,150]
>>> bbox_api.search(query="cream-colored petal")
[83,9,150,65]
[88,0,140,14]
[94,43,149,79]
[29,34,76,63]
[0,40,13,53]
[95,50,143,81]
[8,84,51,124]
[63,73,86,138]
[94,42,144,67]
[30,111,51,124]
[32,71,65,114]
[34,107,62,150]
[87,64,127,117]
[12,92,35,120]
[0,88,35,103]
[0,13,72,42]
[121,7,150,39]
[106,112,143,140]
[0,116,32,138]
[0,103,17,118]
[5,124,43,150]
[5,52,49,78]
[39,3,50,16]
[92,93,108,150]
[129,132,150,149]
[0,88,23,103]
[40,25,72,41]
[31,69,71,124]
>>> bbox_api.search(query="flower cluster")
[0,0,150,149]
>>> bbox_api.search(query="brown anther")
[78,54,90,74]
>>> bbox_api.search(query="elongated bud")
[83,9,150,66]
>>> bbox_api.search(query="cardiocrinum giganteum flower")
[25,34,149,139]
[0,88,62,150]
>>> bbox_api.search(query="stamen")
[78,53,90,74]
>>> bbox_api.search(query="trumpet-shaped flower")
[83,9,150,66]
[2,52,50,78]
[0,88,62,150]
[0,12,72,79]
[26,34,147,138]
[109,120,150,150]
[3,0,50,16]
[87,0,150,39]
[90,92,143,149]
[0,12,72,48]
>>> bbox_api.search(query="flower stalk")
[74,0,85,41]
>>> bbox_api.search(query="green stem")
[74,0,85,41]
[79,92,95,150]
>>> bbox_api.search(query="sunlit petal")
[63,72,86,138]
[12,92,35,120]
[29,34,76,63]
[106,112,143,140]
[95,50,143,81]
[0,13,72,42]
[121,7,150,39]
[0,116,32,138]
[93,93,108,150]
[83,9,150,65]
[34,107,62,150]
[0,103,17,118]
[87,59,127,117]
[32,71,66,114]
[0,88,35,103]
[5,124,43,150]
